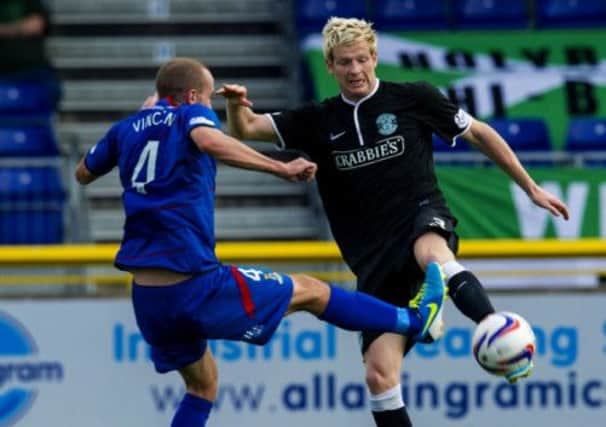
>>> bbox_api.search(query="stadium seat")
[0,82,54,126]
[565,118,606,151]
[370,0,448,31]
[0,127,60,157]
[432,134,477,165]
[294,0,368,35]
[0,82,54,114]
[0,167,65,244]
[433,133,471,151]
[488,118,551,151]
[535,0,606,28]
[452,0,529,29]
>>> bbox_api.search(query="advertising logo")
[0,311,63,427]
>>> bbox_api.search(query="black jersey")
[269,80,471,268]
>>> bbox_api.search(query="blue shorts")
[131,264,294,373]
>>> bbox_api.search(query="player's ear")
[184,89,197,105]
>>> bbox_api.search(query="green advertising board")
[437,166,606,239]
[302,29,606,149]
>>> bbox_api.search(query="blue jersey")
[84,99,222,273]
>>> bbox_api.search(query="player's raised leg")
[289,261,446,341]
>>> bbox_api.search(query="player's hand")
[281,157,317,182]
[215,84,253,108]
[529,186,570,220]
[141,92,158,109]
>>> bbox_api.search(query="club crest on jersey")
[376,113,398,136]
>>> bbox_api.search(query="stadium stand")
[47,0,321,242]
[452,0,529,29]
[0,126,59,157]
[487,118,557,166]
[294,0,368,35]
[0,84,64,245]
[535,0,606,28]
[47,0,280,24]
[369,0,449,31]
[565,118,606,166]
[432,133,485,166]
[47,36,286,69]
[0,81,55,125]
[0,166,65,244]
[487,118,551,152]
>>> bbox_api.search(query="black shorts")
[355,204,459,355]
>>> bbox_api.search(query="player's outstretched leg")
[291,263,446,340]
[409,261,446,342]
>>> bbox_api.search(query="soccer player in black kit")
[218,17,570,427]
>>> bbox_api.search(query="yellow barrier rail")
[0,239,605,266]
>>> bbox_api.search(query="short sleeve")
[266,103,319,151]
[183,104,221,135]
[413,81,472,146]
[85,124,119,176]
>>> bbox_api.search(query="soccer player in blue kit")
[75,58,448,427]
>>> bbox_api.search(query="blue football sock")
[171,393,213,427]
[318,285,421,335]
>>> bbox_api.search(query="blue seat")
[295,0,368,35]
[565,118,606,151]
[432,133,471,151]
[488,118,551,151]
[0,82,54,127]
[0,82,54,114]
[0,126,60,157]
[370,0,448,31]
[0,167,65,244]
[535,0,606,28]
[432,133,476,165]
[452,0,529,29]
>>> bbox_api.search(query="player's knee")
[184,370,218,400]
[365,363,400,393]
[413,233,454,269]
[290,274,330,313]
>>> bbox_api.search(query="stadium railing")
[0,239,605,295]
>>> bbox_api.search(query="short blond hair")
[322,17,377,63]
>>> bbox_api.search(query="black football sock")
[372,407,412,427]
[447,271,495,324]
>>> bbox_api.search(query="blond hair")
[155,57,207,103]
[322,17,377,63]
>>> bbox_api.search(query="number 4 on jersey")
[131,140,159,194]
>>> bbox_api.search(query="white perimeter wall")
[0,293,604,427]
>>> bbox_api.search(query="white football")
[472,311,536,377]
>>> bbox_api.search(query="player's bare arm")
[216,83,278,142]
[74,157,99,185]
[463,119,570,220]
[0,13,45,37]
[190,126,316,182]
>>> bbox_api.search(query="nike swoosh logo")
[329,131,346,141]
[423,302,439,334]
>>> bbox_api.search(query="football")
[472,311,536,381]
